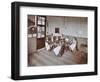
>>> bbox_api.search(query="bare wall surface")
[47,16,87,38]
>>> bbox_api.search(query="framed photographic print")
[11,1,98,80]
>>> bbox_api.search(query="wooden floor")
[28,48,83,66]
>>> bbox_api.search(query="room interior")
[28,15,88,66]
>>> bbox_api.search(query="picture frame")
[11,1,98,80]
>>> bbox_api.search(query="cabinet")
[36,16,46,49]
[28,15,46,52]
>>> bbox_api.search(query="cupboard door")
[37,16,46,49]
[37,38,45,49]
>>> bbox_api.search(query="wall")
[0,0,99,82]
[28,37,37,54]
[47,16,87,38]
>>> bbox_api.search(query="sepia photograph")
[28,15,88,66]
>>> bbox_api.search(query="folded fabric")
[45,42,50,51]
[69,38,76,51]
[53,46,61,56]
